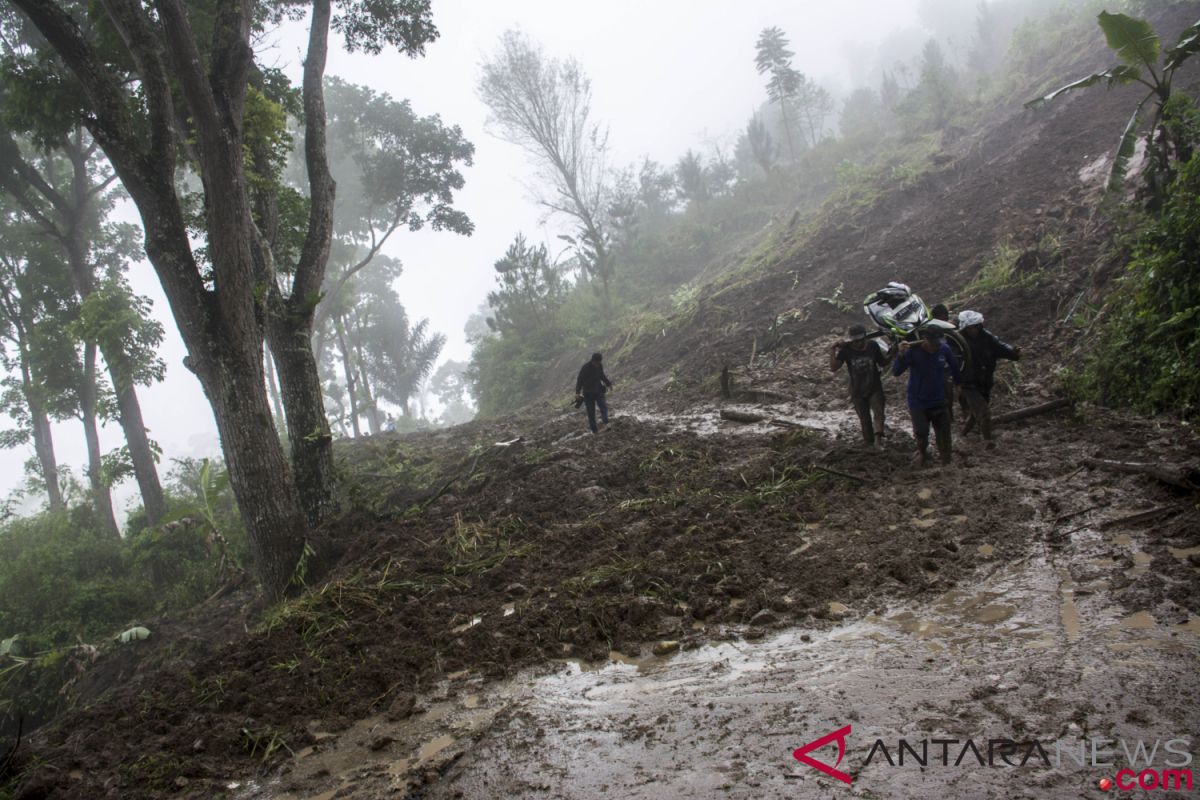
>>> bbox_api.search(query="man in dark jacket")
[829,324,890,448]
[892,328,960,466]
[956,310,1020,446]
[575,352,613,434]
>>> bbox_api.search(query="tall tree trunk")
[30,404,63,511]
[266,312,337,526]
[189,340,309,595]
[19,359,63,511]
[110,382,166,523]
[334,317,361,438]
[80,342,120,538]
[354,341,381,434]
[778,99,796,163]
[63,136,166,524]
[265,343,284,427]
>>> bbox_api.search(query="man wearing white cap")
[957,310,1021,446]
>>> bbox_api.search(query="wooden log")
[991,397,1072,425]
[720,409,766,424]
[1097,505,1182,530]
[720,365,732,399]
[1081,457,1200,491]
[734,387,796,404]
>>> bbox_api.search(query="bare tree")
[478,30,613,308]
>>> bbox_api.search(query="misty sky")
[1,0,986,515]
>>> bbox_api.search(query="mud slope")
[609,5,1200,394]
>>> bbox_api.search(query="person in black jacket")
[956,310,1021,445]
[575,352,613,433]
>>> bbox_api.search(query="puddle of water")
[1090,558,1117,568]
[977,543,995,556]
[462,695,480,709]
[828,601,852,615]
[1112,534,1133,546]
[451,616,482,634]
[418,734,456,761]
[1130,551,1152,577]
[972,604,1016,624]
[1169,545,1200,560]
[1059,569,1082,642]
[1120,611,1156,630]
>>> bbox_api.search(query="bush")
[1085,151,1200,417]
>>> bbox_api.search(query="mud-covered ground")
[7,334,1198,800]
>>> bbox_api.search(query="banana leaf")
[1024,66,1141,108]
[1164,19,1200,72]
[1107,94,1152,193]
[1098,11,1160,70]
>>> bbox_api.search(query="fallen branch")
[1098,505,1182,530]
[992,397,1072,425]
[812,465,866,483]
[1081,457,1200,491]
[733,388,796,404]
[0,716,21,779]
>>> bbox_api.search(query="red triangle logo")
[793,724,853,785]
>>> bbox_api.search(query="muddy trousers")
[909,405,952,465]
[584,394,609,433]
[851,390,886,445]
[960,387,992,440]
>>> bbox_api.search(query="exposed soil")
[5,6,1200,799]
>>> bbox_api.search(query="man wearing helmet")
[956,310,1021,446]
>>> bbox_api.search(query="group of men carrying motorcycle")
[830,283,1021,466]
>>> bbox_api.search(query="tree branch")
[292,0,336,308]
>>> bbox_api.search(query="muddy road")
[228,345,1199,800]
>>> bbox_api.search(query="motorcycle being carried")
[862,282,971,373]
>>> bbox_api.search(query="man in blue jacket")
[892,328,960,466]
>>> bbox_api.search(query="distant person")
[381,414,396,433]
[575,352,613,434]
[956,310,1021,447]
[892,328,960,467]
[829,324,890,448]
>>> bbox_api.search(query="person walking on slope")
[829,324,890,449]
[892,328,960,466]
[956,310,1021,447]
[575,352,614,434]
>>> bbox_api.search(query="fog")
[0,0,1016,515]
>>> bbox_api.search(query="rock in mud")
[504,582,530,598]
[574,485,605,502]
[749,608,779,626]
[369,734,395,751]
[387,691,417,721]
[652,640,680,656]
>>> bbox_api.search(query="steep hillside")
[3,5,1199,800]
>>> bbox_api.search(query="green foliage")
[1026,11,1200,197]
[1083,151,1200,418]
